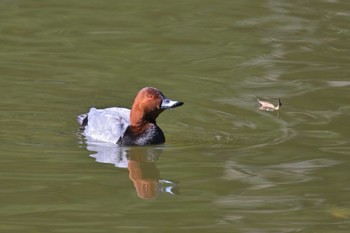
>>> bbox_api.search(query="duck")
[77,87,184,145]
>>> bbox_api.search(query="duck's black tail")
[77,114,88,129]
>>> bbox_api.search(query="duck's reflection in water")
[85,139,179,200]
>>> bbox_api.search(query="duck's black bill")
[161,98,184,109]
[171,101,184,108]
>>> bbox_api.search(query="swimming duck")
[77,87,183,145]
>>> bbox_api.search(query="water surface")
[1,0,349,232]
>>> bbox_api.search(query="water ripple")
[222,158,340,189]
[215,194,323,213]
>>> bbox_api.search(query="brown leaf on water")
[258,98,282,111]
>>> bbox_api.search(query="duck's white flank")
[79,107,130,143]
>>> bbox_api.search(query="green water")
[1,0,349,232]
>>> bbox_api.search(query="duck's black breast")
[119,124,165,145]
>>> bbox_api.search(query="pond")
[1,0,349,232]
